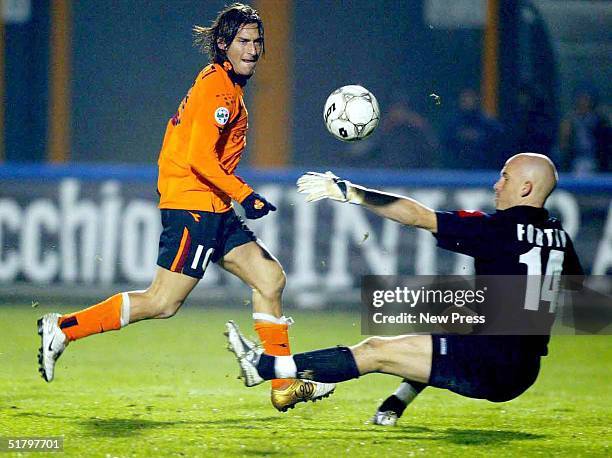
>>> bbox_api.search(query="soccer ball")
[323,85,380,142]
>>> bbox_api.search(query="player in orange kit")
[37,3,334,411]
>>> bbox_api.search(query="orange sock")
[58,293,124,342]
[254,322,293,390]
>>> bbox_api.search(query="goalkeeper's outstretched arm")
[296,172,437,233]
[359,188,437,233]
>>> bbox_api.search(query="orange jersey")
[157,63,253,212]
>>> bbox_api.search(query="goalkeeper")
[226,153,584,425]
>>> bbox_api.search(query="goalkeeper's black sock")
[256,353,276,380]
[257,346,360,383]
[378,380,427,416]
[293,346,360,383]
[378,395,408,417]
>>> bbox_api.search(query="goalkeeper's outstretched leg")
[226,321,432,385]
[226,321,544,413]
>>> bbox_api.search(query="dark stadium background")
[4,0,609,164]
[0,0,610,305]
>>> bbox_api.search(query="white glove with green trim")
[296,171,364,204]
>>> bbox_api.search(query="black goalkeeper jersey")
[434,205,584,355]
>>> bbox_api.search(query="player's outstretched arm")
[296,172,437,233]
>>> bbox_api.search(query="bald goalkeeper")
[226,153,584,425]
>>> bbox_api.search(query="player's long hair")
[193,3,265,64]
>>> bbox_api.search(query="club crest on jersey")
[214,107,230,125]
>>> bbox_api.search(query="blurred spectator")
[441,88,505,169]
[512,83,556,156]
[559,85,611,174]
[345,98,440,168]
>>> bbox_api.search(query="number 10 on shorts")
[191,246,215,273]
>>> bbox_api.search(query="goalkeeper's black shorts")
[428,335,541,402]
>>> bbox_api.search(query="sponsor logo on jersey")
[214,107,230,125]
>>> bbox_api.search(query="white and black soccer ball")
[323,85,380,142]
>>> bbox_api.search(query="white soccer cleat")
[225,320,265,387]
[37,313,67,382]
[371,410,399,426]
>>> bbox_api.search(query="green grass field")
[1,304,610,457]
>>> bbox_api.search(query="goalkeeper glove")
[296,171,364,204]
[241,192,277,219]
